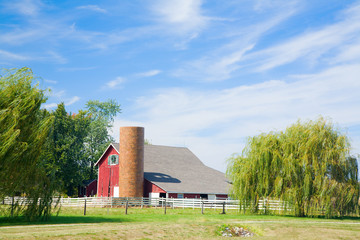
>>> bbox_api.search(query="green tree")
[85,100,121,180]
[0,67,54,220]
[227,117,359,218]
[41,103,90,196]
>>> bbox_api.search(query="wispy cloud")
[57,66,97,72]
[151,0,208,35]
[174,6,297,81]
[42,95,80,109]
[65,96,80,106]
[245,2,360,71]
[104,77,125,89]
[50,89,65,98]
[4,0,42,16]
[44,79,58,84]
[46,51,67,64]
[76,5,107,13]
[42,103,58,109]
[136,70,162,77]
[114,63,360,171]
[0,49,29,61]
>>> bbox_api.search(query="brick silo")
[119,126,144,197]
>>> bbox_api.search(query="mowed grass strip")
[0,207,360,239]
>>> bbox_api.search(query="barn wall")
[143,179,166,197]
[97,146,119,197]
[168,193,177,198]
[166,193,228,199]
[184,194,201,198]
[216,194,228,199]
[144,179,166,197]
[86,180,97,197]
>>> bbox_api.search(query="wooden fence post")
[221,202,226,214]
[164,198,167,215]
[11,196,14,217]
[84,198,87,216]
[201,201,204,215]
[125,199,129,215]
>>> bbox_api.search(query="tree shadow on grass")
[0,215,134,227]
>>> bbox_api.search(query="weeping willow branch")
[227,117,359,218]
[0,67,57,220]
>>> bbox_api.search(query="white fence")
[2,196,289,211]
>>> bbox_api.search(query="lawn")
[0,207,359,239]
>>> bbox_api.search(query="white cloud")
[76,5,107,13]
[104,77,126,89]
[65,96,80,106]
[0,29,42,45]
[176,45,254,81]
[0,49,29,61]
[50,89,65,98]
[245,2,360,71]
[137,70,162,77]
[44,79,57,84]
[5,0,42,16]
[112,63,360,172]
[151,0,208,36]
[41,95,80,109]
[42,103,58,109]
[46,51,67,64]
[151,0,211,41]
[174,7,297,81]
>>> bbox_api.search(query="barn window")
[108,154,119,165]
[200,194,208,199]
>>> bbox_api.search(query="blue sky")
[1,0,360,172]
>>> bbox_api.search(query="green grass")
[1,207,360,239]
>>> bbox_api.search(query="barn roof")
[110,143,229,195]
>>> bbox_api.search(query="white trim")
[94,143,120,166]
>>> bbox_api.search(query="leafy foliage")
[40,99,121,196]
[227,117,359,218]
[0,67,55,220]
[40,103,91,196]
[85,99,121,180]
[0,67,121,219]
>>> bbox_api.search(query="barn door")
[113,186,119,197]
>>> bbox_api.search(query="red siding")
[184,194,201,198]
[143,179,166,197]
[167,193,228,199]
[86,180,97,197]
[168,193,177,198]
[216,194,228,199]
[97,146,119,197]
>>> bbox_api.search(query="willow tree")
[0,67,54,220]
[227,117,359,218]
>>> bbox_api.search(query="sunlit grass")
[1,206,360,239]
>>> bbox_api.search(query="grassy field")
[0,207,360,239]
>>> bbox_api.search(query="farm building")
[78,179,97,197]
[95,127,229,199]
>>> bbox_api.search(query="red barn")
[95,127,229,199]
[78,179,98,197]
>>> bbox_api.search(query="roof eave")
[94,143,120,166]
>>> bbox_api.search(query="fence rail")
[2,196,289,211]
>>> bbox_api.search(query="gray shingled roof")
[112,143,229,194]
